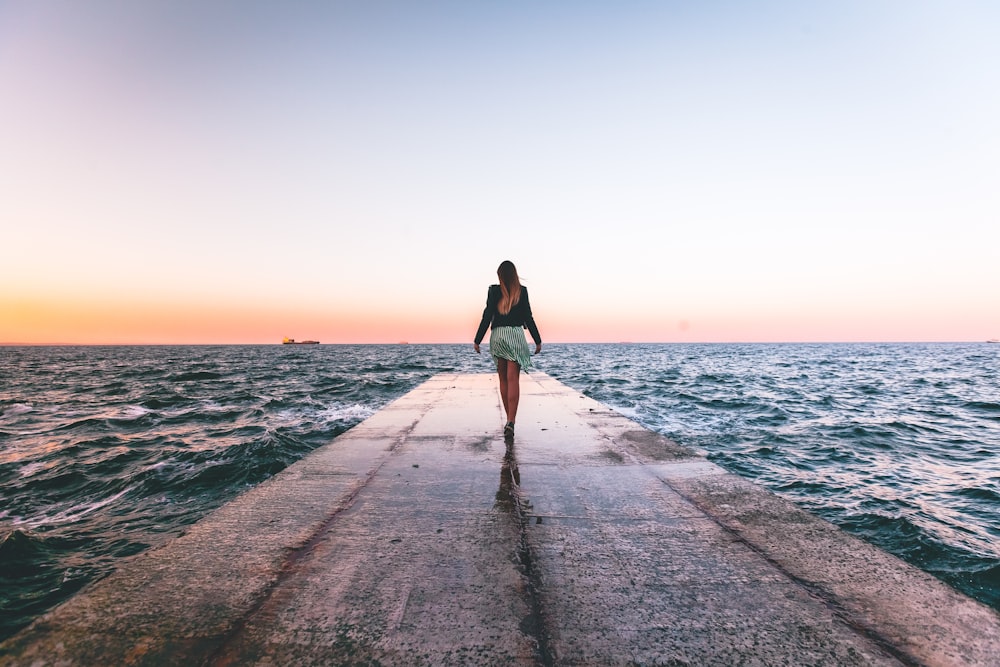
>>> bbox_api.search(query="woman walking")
[474,260,542,437]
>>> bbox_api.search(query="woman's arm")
[473,285,498,348]
[521,288,542,352]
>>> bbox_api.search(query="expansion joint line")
[203,415,424,667]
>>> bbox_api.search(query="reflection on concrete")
[494,440,520,514]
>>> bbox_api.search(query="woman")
[474,260,542,437]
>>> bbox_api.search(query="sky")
[2,1,998,344]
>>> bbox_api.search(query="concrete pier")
[2,372,999,666]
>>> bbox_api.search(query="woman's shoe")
[503,422,515,437]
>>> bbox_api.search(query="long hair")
[497,260,522,315]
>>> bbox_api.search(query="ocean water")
[1,343,998,641]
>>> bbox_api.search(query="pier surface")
[2,372,999,666]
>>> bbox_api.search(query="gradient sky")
[2,1,998,344]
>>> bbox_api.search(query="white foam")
[18,461,51,479]
[3,403,34,416]
[21,486,134,528]
[319,403,375,423]
[611,405,639,419]
[119,405,151,419]
[271,403,375,427]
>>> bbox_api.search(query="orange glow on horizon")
[2,295,993,345]
[1,294,493,345]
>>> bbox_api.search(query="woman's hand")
[535,343,542,354]
[473,343,481,354]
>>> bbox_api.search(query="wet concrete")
[2,372,998,666]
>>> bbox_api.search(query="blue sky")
[2,1,998,343]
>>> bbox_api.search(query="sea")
[1,343,998,642]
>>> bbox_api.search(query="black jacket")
[474,284,542,345]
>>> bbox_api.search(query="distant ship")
[282,337,320,345]
[988,339,999,344]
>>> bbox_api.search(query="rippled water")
[1,343,998,641]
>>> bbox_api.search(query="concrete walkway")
[2,372,998,666]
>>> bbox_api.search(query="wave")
[169,371,224,382]
[141,396,190,410]
[951,486,1000,504]
[0,528,81,631]
[965,400,1000,415]
[20,487,135,529]
[1,403,34,418]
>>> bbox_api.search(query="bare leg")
[496,358,510,419]
[505,360,521,425]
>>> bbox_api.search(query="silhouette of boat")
[282,338,320,345]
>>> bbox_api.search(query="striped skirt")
[489,325,532,371]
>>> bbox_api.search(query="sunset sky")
[2,1,998,344]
